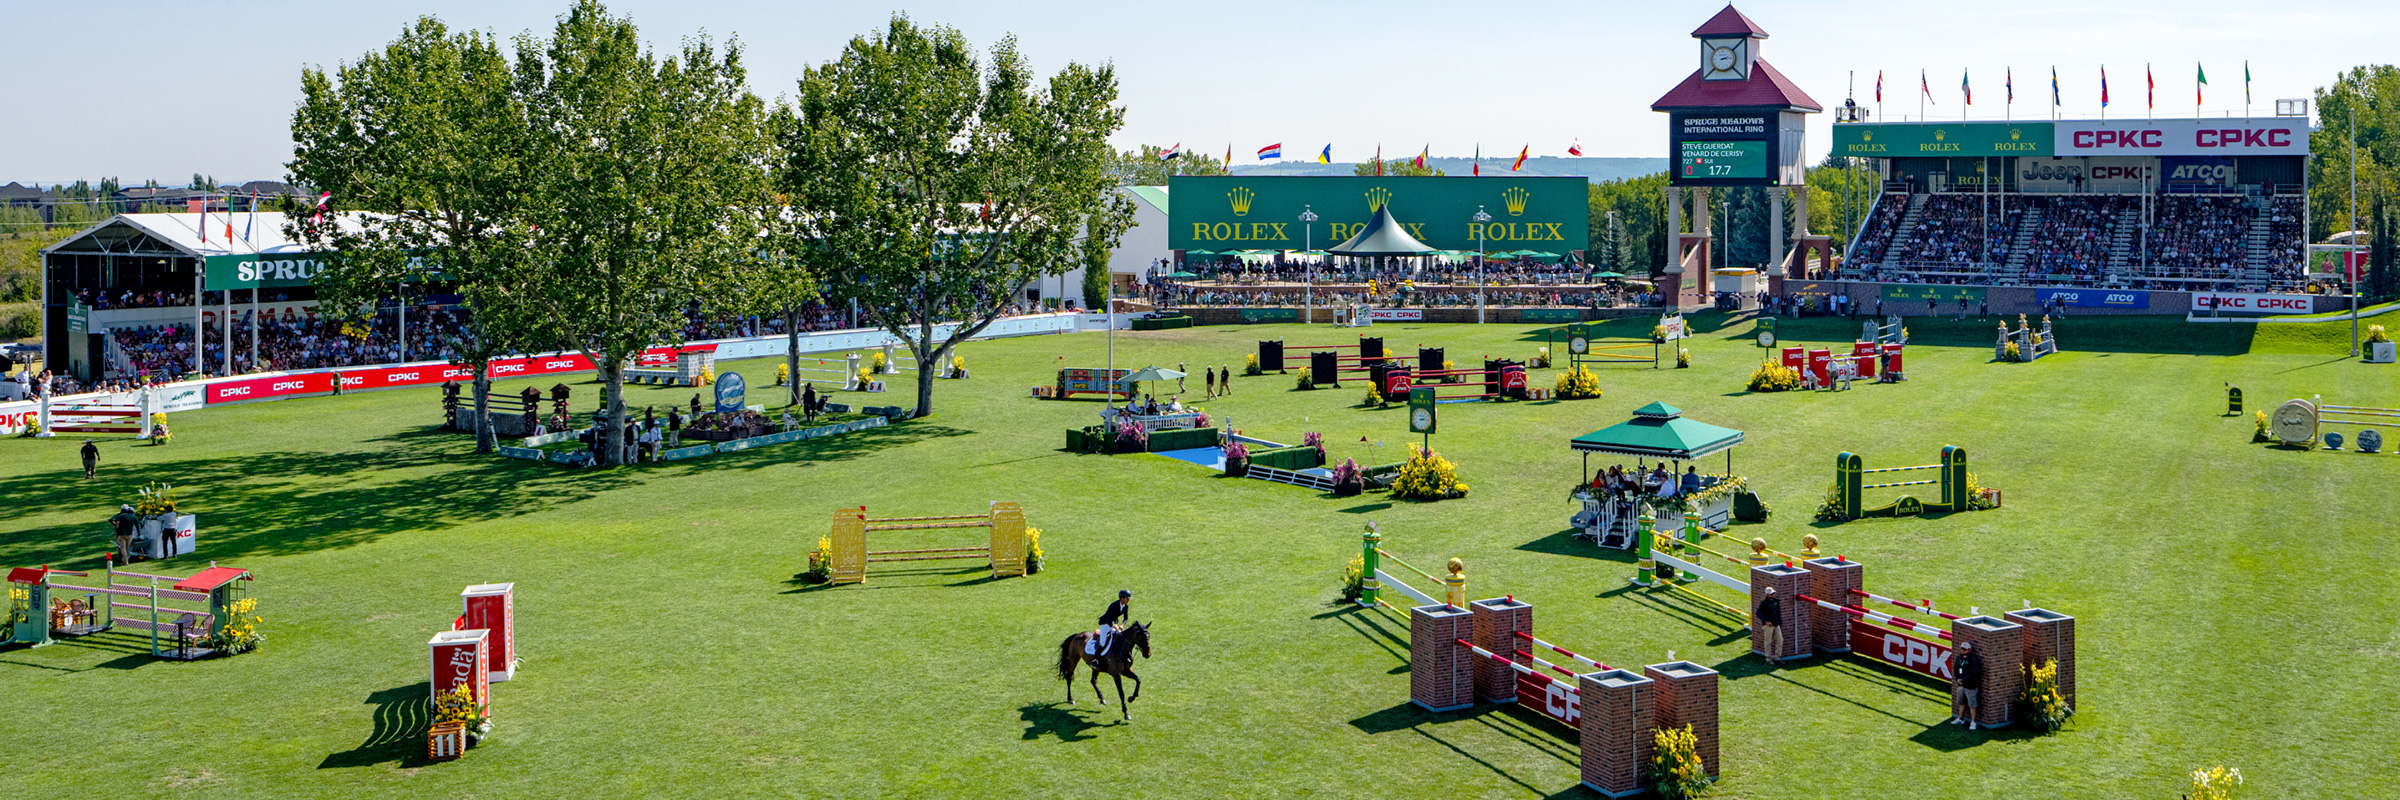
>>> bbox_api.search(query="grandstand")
[1829,116,2314,291]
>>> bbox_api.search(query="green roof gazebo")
[1569,401,1745,475]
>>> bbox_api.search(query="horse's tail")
[1056,634,1080,681]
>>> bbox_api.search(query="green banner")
[1881,284,1987,303]
[203,253,330,289]
[1238,308,1299,323]
[1832,122,2053,157]
[1170,176,1590,254]
[1520,308,1582,322]
[66,300,89,334]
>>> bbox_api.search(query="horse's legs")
[1062,642,1077,705]
[1091,661,1107,705]
[1125,668,1141,703]
[1112,672,1131,720]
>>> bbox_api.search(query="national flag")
[1159,143,1182,161]
[2146,64,2154,109]
[2244,61,2251,103]
[1317,144,1332,164]
[312,190,332,223]
[1258,143,1283,160]
[1567,139,1582,157]
[2006,68,2014,104]
[2101,66,2110,108]
[1374,144,1383,176]
[1962,69,1971,105]
[193,198,206,242]
[224,203,233,242]
[2051,67,2061,106]
[1224,143,1232,170]
[2197,63,2208,105]
[1875,70,1882,102]
[1920,70,1934,104]
[244,191,256,242]
[1510,144,1528,172]
[1473,143,1480,176]
[1412,145,1427,170]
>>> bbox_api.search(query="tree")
[1108,144,1222,186]
[513,0,773,466]
[287,15,546,454]
[1351,158,1444,177]
[1587,172,1668,277]
[1807,156,1880,251]
[2310,66,2400,241]
[1080,243,1110,310]
[781,14,1133,419]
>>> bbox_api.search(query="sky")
[2,0,2393,186]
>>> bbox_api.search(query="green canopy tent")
[1568,401,1744,479]
[1163,271,1200,279]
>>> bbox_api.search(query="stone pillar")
[1409,604,1476,712]
[1644,661,1721,778]
[1469,597,1534,705]
[1951,615,2025,729]
[1747,563,1812,662]
[1800,556,1865,654]
[1578,668,1654,798]
[1769,187,1787,274]
[1662,185,1683,281]
[2006,608,2077,708]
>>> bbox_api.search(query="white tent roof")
[41,212,362,258]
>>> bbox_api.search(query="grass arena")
[3,312,2396,798]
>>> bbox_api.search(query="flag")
[244,191,256,242]
[312,190,332,223]
[1258,143,1282,160]
[1374,144,1383,176]
[1875,70,1882,102]
[1412,145,1427,170]
[1224,143,1232,170]
[2197,63,2208,105]
[1473,143,1480,176]
[1317,144,1332,164]
[2006,68,2014,104]
[224,202,233,242]
[2244,61,2251,103]
[1921,70,1934,104]
[1567,139,1582,157]
[194,198,206,243]
[2146,64,2154,109]
[2051,67,2061,106]
[1962,69,1971,105]
[1159,143,1182,161]
[2101,66,2110,108]
[1510,144,1528,172]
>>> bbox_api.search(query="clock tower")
[1649,5,1827,307]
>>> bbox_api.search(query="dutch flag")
[1257,143,1282,161]
[1159,143,1182,161]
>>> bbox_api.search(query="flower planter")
[1225,458,1249,478]
[428,722,467,762]
[2369,341,2396,363]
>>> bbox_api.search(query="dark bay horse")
[1057,621,1150,720]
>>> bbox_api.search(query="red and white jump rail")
[1847,588,1962,621]
[1797,594,1953,641]
[1457,639,1583,727]
[1514,630,1613,673]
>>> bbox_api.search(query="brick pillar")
[1801,556,1864,654]
[1408,604,1476,712]
[1578,669,1654,798]
[1747,563,1812,662]
[1470,597,1533,705]
[1951,616,2024,729]
[1643,661,1721,778]
[2006,608,2076,708]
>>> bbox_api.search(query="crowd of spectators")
[2260,196,2308,278]
[1887,195,2011,266]
[1166,255,1593,288]
[1845,194,1911,265]
[2137,196,2249,280]
[74,288,193,310]
[2018,196,2130,281]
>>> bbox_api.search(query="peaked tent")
[1326,203,1436,257]
[1569,401,1745,475]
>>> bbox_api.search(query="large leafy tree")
[780,15,1133,418]
[287,17,547,454]
[512,0,773,466]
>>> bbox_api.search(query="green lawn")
[2,313,2394,798]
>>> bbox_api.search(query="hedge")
[1146,426,1220,452]
[1248,445,1325,471]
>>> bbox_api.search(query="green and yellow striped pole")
[1360,523,1382,608]
[1632,511,1657,587]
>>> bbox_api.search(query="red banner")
[1517,674,1581,726]
[206,372,335,403]
[206,353,600,405]
[1848,618,1953,680]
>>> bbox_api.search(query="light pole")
[1474,205,1492,323]
[2352,110,2361,357]
[1300,205,1319,324]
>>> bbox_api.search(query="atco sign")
[2057,119,2309,156]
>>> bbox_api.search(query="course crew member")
[1753,586,1784,665]
[109,504,140,563]
[80,438,100,479]
[1952,640,1984,729]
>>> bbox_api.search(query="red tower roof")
[1651,58,1822,112]
[1691,5,1769,38]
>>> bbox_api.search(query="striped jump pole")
[1847,588,1962,621]
[1630,512,1657,587]
[1797,593,1953,641]
[1514,630,1612,672]
[1358,524,1382,608]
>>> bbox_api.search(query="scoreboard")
[1679,140,1767,181]
[1668,111,1790,187]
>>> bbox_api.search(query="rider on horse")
[1090,589,1131,654]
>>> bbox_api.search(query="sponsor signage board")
[2161,156,2237,187]
[1831,122,2053,157]
[2037,288,2150,308]
[1880,284,1987,303]
[1520,308,1582,322]
[1170,176,1589,253]
[2192,291,2316,314]
[2055,118,2309,156]
[1367,309,1423,322]
[1238,307,1299,323]
[2084,157,2154,193]
[1850,619,1954,681]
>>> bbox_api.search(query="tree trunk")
[785,307,802,407]
[471,371,496,454]
[598,359,625,467]
[912,316,935,418]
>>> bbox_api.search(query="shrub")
[1675,348,1691,368]
[1651,323,1667,343]
[433,684,485,730]
[1814,482,1848,521]
[1533,346,1551,368]
[1964,472,2001,510]
[209,596,264,655]
[775,364,790,385]
[2018,657,2073,732]
[1303,430,1325,461]
[1331,457,1364,496]
[2252,410,2270,442]
[0,302,35,340]
[1649,724,1711,799]
[1244,353,1263,376]
[2002,340,2023,362]
[1441,359,1456,383]
[1392,444,1465,500]
[2185,766,2244,800]
[1294,368,1314,390]
[1747,361,1801,392]
[2368,324,2391,344]
[1111,418,1149,453]
[1340,555,1366,602]
[1223,441,1251,476]
[871,351,888,372]
[1024,527,1045,574]
[803,535,834,583]
[1555,366,1601,400]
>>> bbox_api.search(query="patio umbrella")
[1164,271,1200,279]
[1590,271,1626,279]
[1119,365,1187,402]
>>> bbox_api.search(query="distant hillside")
[1227,156,1664,183]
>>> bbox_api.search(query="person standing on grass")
[80,438,100,479]
[1220,366,1232,395]
[1753,586,1784,665]
[1176,362,1187,394]
[109,504,139,563]
[1952,640,1984,729]
[1204,367,1216,399]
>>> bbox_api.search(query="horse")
[1057,621,1151,720]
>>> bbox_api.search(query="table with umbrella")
[1564,402,1756,547]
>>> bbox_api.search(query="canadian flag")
[1567,139,1582,157]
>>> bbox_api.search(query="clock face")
[1411,408,1433,431]
[1711,47,1736,70]
[1757,331,1776,348]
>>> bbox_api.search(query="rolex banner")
[1169,176,1590,254]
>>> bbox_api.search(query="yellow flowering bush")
[133,482,180,516]
[1244,353,1263,376]
[1675,348,1691,368]
[1747,361,1801,392]
[1555,366,1601,400]
[1648,724,1711,799]
[1814,482,1848,522]
[1534,345,1551,368]
[1965,472,2001,511]
[871,351,889,373]
[1441,359,1457,383]
[2019,657,2073,732]
[2003,340,2023,362]
[1651,323,1668,343]
[1025,527,1045,574]
[949,355,967,377]
[1340,555,1365,602]
[2185,766,2244,800]
[432,683,484,729]
[2365,324,2390,344]
[803,535,834,583]
[209,596,264,655]
[1392,444,1466,500]
[775,364,790,385]
[855,367,874,387]
[1361,383,1387,407]
[1295,367,1315,390]
[2252,410,2270,442]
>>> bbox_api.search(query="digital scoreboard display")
[1669,112,1779,187]
[1679,140,1766,180]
